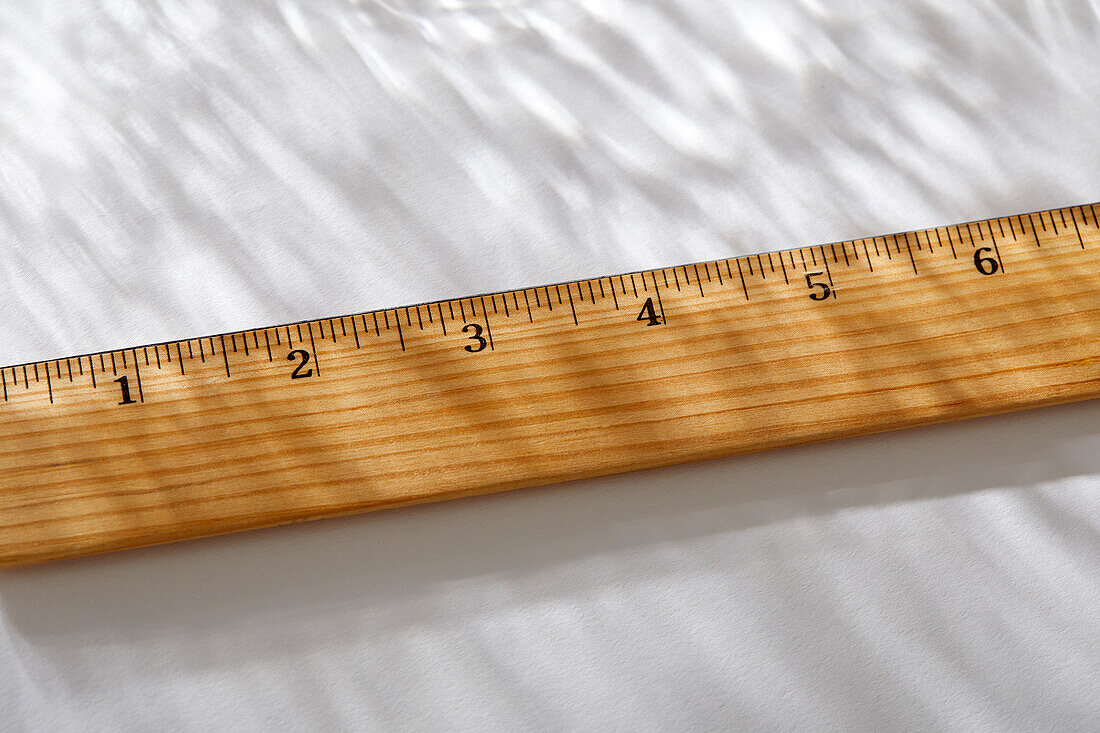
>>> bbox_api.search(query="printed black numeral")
[463,323,488,353]
[805,272,831,301]
[288,349,313,378]
[115,375,137,405]
[637,297,662,326]
[973,247,1000,275]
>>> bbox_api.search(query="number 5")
[805,272,831,300]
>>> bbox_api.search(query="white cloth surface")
[1,1,1099,730]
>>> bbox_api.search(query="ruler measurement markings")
[1070,207,1086,249]
[987,222,1006,273]
[649,270,666,324]
[132,350,145,403]
[480,297,496,350]
[736,258,749,300]
[819,248,836,299]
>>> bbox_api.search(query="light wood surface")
[2,204,1098,567]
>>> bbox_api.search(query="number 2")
[288,349,313,378]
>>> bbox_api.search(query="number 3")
[463,323,488,353]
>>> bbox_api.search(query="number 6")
[973,247,1000,275]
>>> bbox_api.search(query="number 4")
[637,298,662,326]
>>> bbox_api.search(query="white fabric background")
[1,1,1099,730]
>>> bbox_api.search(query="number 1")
[115,376,137,405]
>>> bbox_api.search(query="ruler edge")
[4,199,1097,373]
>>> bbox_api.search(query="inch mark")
[480,297,496,350]
[133,349,145,403]
[394,311,405,352]
[820,249,837,298]
[649,270,667,324]
[307,321,322,370]
[900,233,918,274]
[431,301,444,334]
[219,335,231,377]
[1070,207,1085,249]
[736,258,749,300]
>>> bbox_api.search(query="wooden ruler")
[2,204,1098,567]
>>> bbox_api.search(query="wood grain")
[2,204,1098,567]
